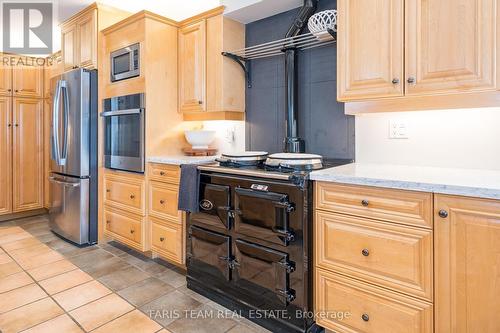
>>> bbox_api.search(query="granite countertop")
[147,155,218,165]
[310,163,500,200]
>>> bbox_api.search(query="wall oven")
[101,93,145,173]
[110,43,140,82]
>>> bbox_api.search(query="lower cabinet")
[434,194,500,333]
[150,216,184,265]
[103,205,146,252]
[315,268,433,333]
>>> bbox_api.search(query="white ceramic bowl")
[184,130,216,149]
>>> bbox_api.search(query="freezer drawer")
[49,173,90,245]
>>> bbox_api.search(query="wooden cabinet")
[151,217,184,265]
[179,21,206,113]
[434,194,500,333]
[179,8,245,121]
[314,182,433,332]
[148,163,180,183]
[405,0,496,95]
[148,181,182,221]
[103,172,145,216]
[337,0,404,100]
[104,206,145,251]
[61,24,78,71]
[338,0,499,107]
[13,65,43,98]
[0,62,12,96]
[0,97,12,215]
[12,98,43,212]
[315,268,433,333]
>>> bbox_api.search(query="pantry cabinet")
[338,0,498,105]
[13,65,43,98]
[0,63,12,96]
[178,7,245,121]
[434,194,500,333]
[0,97,12,215]
[12,98,43,212]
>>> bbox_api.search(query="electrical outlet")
[225,127,235,143]
[389,120,409,139]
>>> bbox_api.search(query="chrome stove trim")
[197,164,294,181]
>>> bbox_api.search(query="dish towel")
[178,164,200,213]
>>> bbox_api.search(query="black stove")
[186,158,352,333]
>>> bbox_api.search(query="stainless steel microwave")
[101,93,145,173]
[110,43,140,82]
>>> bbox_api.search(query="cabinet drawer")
[148,181,182,221]
[315,211,433,300]
[315,268,433,333]
[151,217,184,265]
[148,163,180,184]
[104,172,145,215]
[315,182,432,228]
[104,206,143,249]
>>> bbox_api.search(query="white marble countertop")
[310,163,500,200]
[147,155,218,165]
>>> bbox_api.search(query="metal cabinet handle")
[130,194,135,199]
[438,209,449,218]
[362,314,370,322]
[160,237,165,242]
[7,89,11,92]
[7,124,11,127]
[407,77,416,84]
[159,171,165,176]
[361,248,370,257]
[361,199,369,207]
[106,220,110,224]
[14,89,19,92]
[106,189,110,193]
[198,100,203,104]
[160,200,165,204]
[392,78,400,84]
[130,229,135,234]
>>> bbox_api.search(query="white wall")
[355,108,500,170]
[202,121,246,154]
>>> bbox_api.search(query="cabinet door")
[179,21,206,112]
[0,64,12,96]
[13,65,43,98]
[12,98,43,212]
[77,10,97,69]
[434,195,500,332]
[0,97,12,215]
[337,0,404,101]
[151,218,184,265]
[406,0,496,95]
[62,24,78,71]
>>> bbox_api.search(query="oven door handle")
[100,108,143,117]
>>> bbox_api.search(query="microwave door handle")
[60,81,69,165]
[51,80,62,165]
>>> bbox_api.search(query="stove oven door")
[233,239,296,306]
[188,226,231,281]
[190,183,231,230]
[234,187,295,245]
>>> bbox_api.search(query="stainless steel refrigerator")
[49,68,98,245]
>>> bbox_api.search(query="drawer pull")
[106,220,110,224]
[160,237,165,242]
[361,248,370,257]
[159,171,165,176]
[130,229,135,234]
[160,199,165,204]
[361,199,369,207]
[361,313,370,322]
[106,189,110,193]
[130,194,135,199]
[438,209,448,218]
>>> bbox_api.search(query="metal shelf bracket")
[222,52,252,88]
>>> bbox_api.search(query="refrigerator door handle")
[51,80,62,165]
[60,81,69,165]
[48,176,81,188]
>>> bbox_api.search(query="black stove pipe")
[283,0,318,153]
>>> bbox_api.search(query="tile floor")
[0,215,271,333]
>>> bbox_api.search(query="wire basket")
[308,9,337,41]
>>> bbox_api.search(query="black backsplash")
[244,0,355,159]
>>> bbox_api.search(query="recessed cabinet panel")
[62,24,78,71]
[405,0,496,95]
[12,98,43,212]
[0,63,12,96]
[337,0,404,100]
[77,10,98,69]
[12,65,43,99]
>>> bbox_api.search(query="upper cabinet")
[179,21,206,113]
[179,7,245,121]
[60,3,130,72]
[0,57,43,99]
[337,0,404,100]
[0,62,13,96]
[338,0,499,111]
